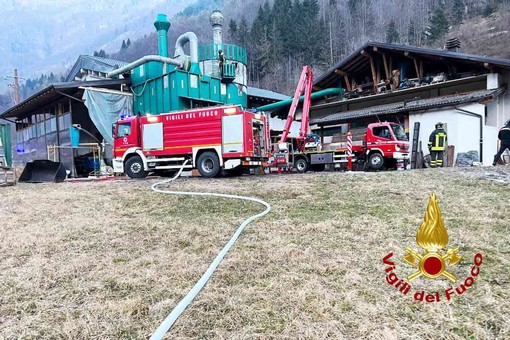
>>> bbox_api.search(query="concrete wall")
[409,103,485,165]
[486,72,510,128]
[485,72,510,164]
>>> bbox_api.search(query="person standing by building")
[428,122,447,168]
[493,121,510,165]
[218,49,226,78]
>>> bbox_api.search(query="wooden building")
[310,42,510,165]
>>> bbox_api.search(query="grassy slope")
[0,168,509,339]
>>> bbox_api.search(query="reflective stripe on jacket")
[429,129,447,151]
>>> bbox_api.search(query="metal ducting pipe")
[107,55,184,78]
[174,32,199,64]
[256,88,343,112]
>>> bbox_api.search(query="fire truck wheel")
[368,153,384,170]
[197,151,221,178]
[125,156,148,179]
[295,158,309,173]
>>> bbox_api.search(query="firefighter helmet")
[435,122,444,129]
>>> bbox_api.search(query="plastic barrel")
[70,126,80,148]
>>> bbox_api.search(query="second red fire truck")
[270,66,410,172]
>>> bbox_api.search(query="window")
[373,126,392,139]
[116,123,131,138]
[37,122,45,137]
[45,119,52,134]
[50,117,57,132]
[390,124,408,141]
[58,113,71,131]
[30,125,36,139]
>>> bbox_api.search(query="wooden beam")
[360,49,370,58]
[382,53,390,80]
[334,69,348,77]
[484,62,498,72]
[376,61,381,85]
[419,60,424,79]
[369,56,377,92]
[413,58,421,81]
[344,75,352,91]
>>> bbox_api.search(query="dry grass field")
[1,167,509,339]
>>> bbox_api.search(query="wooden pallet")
[0,168,16,186]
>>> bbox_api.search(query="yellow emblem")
[404,193,463,282]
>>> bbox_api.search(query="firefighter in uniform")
[493,121,510,165]
[218,49,226,78]
[428,122,447,168]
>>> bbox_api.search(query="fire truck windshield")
[117,123,131,138]
[391,124,408,141]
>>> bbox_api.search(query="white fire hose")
[149,161,271,339]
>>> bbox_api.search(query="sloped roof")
[315,41,510,89]
[66,55,129,81]
[0,79,129,119]
[247,87,289,102]
[311,87,505,125]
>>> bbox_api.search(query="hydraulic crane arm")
[279,65,314,145]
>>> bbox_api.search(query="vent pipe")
[211,10,223,45]
[445,38,461,53]
[154,14,171,57]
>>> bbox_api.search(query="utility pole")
[5,69,23,105]
[13,69,20,105]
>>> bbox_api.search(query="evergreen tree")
[228,19,238,43]
[250,5,271,81]
[408,22,416,46]
[347,0,358,16]
[302,0,328,64]
[386,20,399,44]
[121,40,127,50]
[127,38,131,47]
[237,16,249,48]
[428,7,449,43]
[272,0,293,52]
[451,0,465,24]
[262,1,272,28]
[289,0,304,56]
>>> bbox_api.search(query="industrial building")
[0,11,288,175]
[309,41,510,166]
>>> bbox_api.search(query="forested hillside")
[110,0,510,95]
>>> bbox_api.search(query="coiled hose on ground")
[149,161,271,339]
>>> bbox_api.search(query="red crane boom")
[279,65,314,150]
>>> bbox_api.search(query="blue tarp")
[82,89,133,145]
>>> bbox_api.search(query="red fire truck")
[274,122,410,172]
[112,106,270,178]
[271,66,410,172]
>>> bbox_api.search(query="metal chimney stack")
[210,10,224,45]
[445,38,461,53]
[154,14,171,57]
